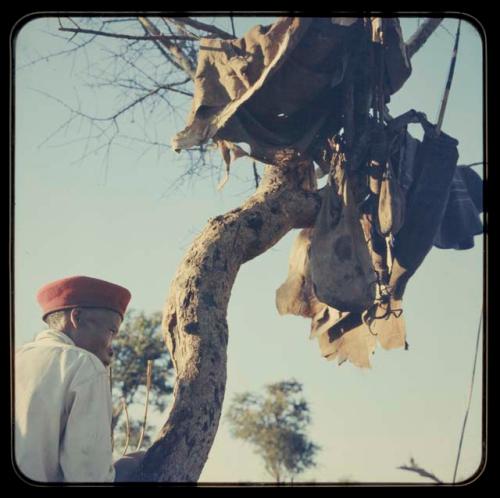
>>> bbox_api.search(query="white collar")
[34,329,76,347]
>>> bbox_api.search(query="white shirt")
[15,329,116,483]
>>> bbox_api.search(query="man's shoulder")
[16,338,106,381]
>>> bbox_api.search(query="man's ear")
[69,308,81,329]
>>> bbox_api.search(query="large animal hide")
[172,17,411,165]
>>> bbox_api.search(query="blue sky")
[14,15,484,484]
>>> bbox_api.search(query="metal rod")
[453,306,483,483]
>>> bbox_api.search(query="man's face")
[73,308,122,367]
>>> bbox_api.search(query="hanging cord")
[370,18,385,123]
[136,360,153,451]
[435,20,462,136]
[109,367,114,452]
[121,398,131,456]
[452,305,483,483]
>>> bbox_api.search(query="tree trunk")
[134,160,321,482]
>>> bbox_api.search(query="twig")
[67,17,79,29]
[102,18,138,25]
[398,458,443,483]
[461,162,484,168]
[106,87,164,121]
[163,17,201,40]
[453,306,483,483]
[253,161,260,188]
[32,84,182,124]
[136,360,153,451]
[59,26,196,41]
[405,18,444,59]
[121,398,131,456]
[17,31,98,71]
[138,17,196,80]
[134,21,185,73]
[168,16,235,39]
[439,22,455,38]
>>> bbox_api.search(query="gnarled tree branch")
[133,161,321,482]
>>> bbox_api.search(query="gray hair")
[44,309,71,330]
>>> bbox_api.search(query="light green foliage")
[110,309,174,435]
[226,379,320,483]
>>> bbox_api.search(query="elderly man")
[15,275,145,483]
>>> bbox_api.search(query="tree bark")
[134,161,321,482]
[405,18,443,59]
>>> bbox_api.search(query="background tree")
[110,309,174,454]
[15,15,446,481]
[226,379,320,483]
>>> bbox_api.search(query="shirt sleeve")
[60,363,116,483]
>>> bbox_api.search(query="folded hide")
[317,314,377,368]
[172,17,411,165]
[275,228,323,318]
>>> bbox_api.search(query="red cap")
[37,276,132,320]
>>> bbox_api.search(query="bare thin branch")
[461,162,484,168]
[406,18,444,59]
[59,26,196,42]
[163,17,201,40]
[439,22,455,38]
[101,18,138,25]
[31,86,152,123]
[398,458,443,483]
[167,16,235,39]
[136,22,186,74]
[253,161,260,189]
[107,88,163,120]
[160,86,193,97]
[17,32,97,70]
[67,17,79,29]
[138,17,196,80]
